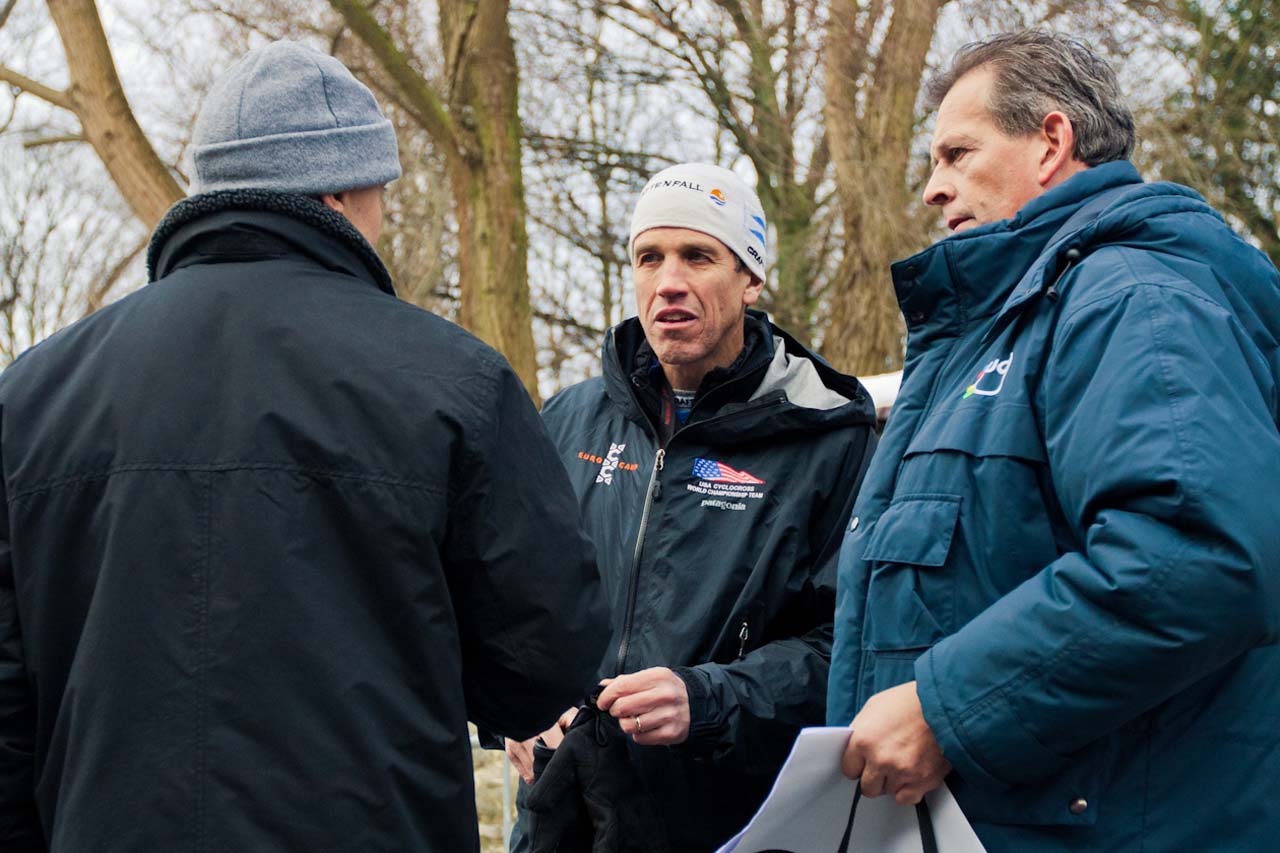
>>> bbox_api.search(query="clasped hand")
[506,666,692,783]
[840,681,952,805]
[596,666,691,746]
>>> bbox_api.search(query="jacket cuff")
[474,726,505,751]
[916,641,1067,788]
[673,666,725,751]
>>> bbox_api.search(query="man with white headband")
[506,163,878,851]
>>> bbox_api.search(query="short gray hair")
[924,30,1135,166]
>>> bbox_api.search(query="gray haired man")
[829,30,1280,851]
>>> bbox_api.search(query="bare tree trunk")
[331,0,540,402]
[822,0,942,375]
[45,0,184,228]
[585,20,618,332]
[716,0,806,328]
[441,0,538,400]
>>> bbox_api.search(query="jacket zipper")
[613,447,665,675]
[609,397,786,675]
[737,621,750,660]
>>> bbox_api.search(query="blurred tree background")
[2,0,1277,395]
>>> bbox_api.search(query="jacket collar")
[602,311,775,431]
[600,309,874,438]
[146,189,395,295]
[891,161,1144,337]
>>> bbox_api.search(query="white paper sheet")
[714,727,987,853]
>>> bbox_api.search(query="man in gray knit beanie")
[189,40,401,244]
[0,40,607,852]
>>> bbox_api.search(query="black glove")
[526,691,670,853]
[525,736,593,853]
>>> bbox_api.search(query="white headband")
[629,163,767,280]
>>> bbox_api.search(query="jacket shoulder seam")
[1057,257,1226,328]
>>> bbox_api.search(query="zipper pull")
[737,621,749,659]
[652,449,665,499]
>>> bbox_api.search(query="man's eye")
[638,253,659,265]
[949,147,968,161]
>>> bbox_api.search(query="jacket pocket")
[895,403,1069,610]
[861,495,962,567]
[904,402,1047,462]
[858,495,960,701]
[952,734,1112,828]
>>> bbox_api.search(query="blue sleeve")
[916,281,1280,787]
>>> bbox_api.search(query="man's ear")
[318,192,344,214]
[742,274,764,307]
[1038,111,1083,188]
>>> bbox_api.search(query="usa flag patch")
[692,457,765,485]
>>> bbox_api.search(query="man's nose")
[654,259,690,297]
[922,168,953,207]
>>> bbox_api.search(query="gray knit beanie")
[629,163,768,280]
[192,41,401,194]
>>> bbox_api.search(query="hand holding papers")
[715,727,986,853]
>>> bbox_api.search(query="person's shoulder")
[542,375,608,422]
[545,375,606,405]
[1062,184,1271,313]
[1087,179,1241,257]
[0,285,147,402]
[752,319,877,431]
[363,297,513,376]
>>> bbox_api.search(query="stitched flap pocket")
[861,495,961,567]
[905,404,1047,462]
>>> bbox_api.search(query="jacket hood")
[993,174,1223,324]
[147,188,395,295]
[750,333,853,410]
[891,161,1227,340]
[599,309,874,440]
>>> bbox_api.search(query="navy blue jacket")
[0,192,607,852]
[828,162,1280,850]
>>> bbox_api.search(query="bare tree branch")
[191,0,294,41]
[0,65,74,112]
[0,0,19,31]
[22,133,87,148]
[46,0,185,227]
[326,0,462,164]
[532,308,604,340]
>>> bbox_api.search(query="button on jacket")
[541,312,877,851]
[828,161,1280,850]
[0,191,608,852]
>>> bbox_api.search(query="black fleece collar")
[618,312,775,439]
[146,189,395,295]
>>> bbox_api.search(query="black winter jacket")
[0,192,607,852]
[539,312,876,851]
